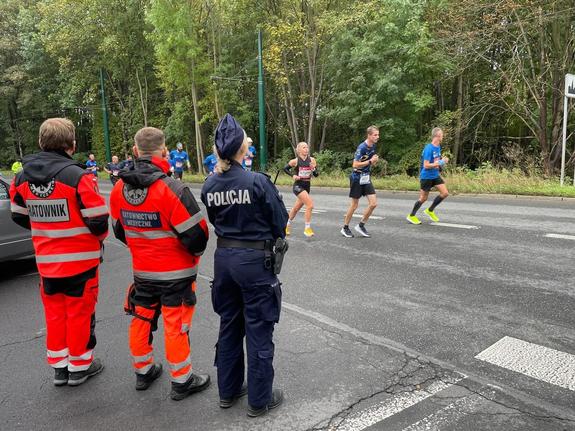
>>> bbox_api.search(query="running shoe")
[340,226,354,238]
[424,208,440,222]
[406,214,422,225]
[304,227,314,237]
[354,224,371,238]
[285,224,291,236]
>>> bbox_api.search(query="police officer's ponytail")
[214,133,249,174]
[214,144,232,174]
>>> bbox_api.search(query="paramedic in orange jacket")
[10,118,109,387]
[109,127,210,400]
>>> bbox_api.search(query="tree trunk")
[191,72,204,173]
[453,74,464,165]
[319,116,328,151]
[135,69,148,126]
[7,96,23,158]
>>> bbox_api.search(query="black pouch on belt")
[273,238,289,275]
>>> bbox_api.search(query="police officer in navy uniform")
[201,114,288,417]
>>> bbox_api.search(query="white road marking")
[430,222,479,230]
[352,214,384,220]
[285,208,326,214]
[545,233,575,241]
[335,379,462,431]
[476,336,575,391]
[402,395,481,431]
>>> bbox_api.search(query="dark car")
[0,175,34,262]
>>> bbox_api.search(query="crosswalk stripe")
[352,214,384,220]
[401,395,481,431]
[545,233,575,241]
[430,222,479,230]
[476,336,575,391]
[335,379,463,431]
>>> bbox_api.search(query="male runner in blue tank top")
[341,126,379,238]
[407,127,449,224]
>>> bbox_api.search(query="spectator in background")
[120,155,134,171]
[86,154,98,177]
[169,142,190,181]
[242,137,256,171]
[203,152,217,177]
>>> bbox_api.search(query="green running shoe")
[424,208,439,222]
[406,214,422,225]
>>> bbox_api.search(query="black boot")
[247,388,284,418]
[136,363,163,391]
[219,383,248,409]
[68,358,104,386]
[170,372,210,401]
[53,367,69,387]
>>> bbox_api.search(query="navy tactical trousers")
[212,247,282,408]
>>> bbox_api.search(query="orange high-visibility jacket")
[10,151,109,277]
[109,157,208,285]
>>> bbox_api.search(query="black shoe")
[54,367,69,387]
[68,358,104,386]
[170,373,210,401]
[136,363,163,391]
[247,388,284,418]
[220,383,248,409]
[340,226,354,238]
[354,224,371,238]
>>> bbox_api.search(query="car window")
[0,182,8,200]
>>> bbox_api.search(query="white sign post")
[561,73,575,186]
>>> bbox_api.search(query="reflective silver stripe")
[171,368,192,384]
[132,352,153,363]
[181,324,190,333]
[135,363,153,375]
[69,349,93,361]
[10,203,28,215]
[125,230,177,240]
[36,251,101,264]
[47,348,69,358]
[32,227,91,238]
[80,205,108,217]
[68,362,91,372]
[173,212,203,233]
[134,267,198,281]
[50,358,68,368]
[168,356,191,372]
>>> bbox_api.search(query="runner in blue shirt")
[203,153,218,176]
[242,137,256,171]
[169,142,190,180]
[86,154,98,177]
[341,125,380,238]
[407,127,449,224]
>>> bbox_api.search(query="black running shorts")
[349,178,376,199]
[293,181,311,196]
[420,177,445,191]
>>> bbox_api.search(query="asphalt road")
[1,180,574,430]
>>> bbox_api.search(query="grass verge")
[4,169,574,198]
[184,171,575,198]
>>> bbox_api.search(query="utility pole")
[257,29,267,171]
[99,68,112,163]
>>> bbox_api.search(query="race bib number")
[359,173,371,185]
[298,167,312,179]
[112,170,119,176]
[175,161,183,168]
